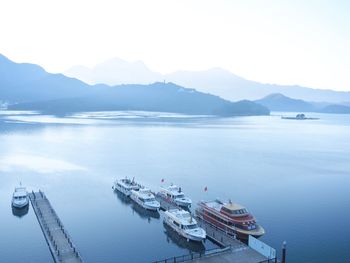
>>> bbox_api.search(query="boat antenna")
[178,187,181,193]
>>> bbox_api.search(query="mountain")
[255,93,316,112]
[65,58,163,85]
[9,82,270,116]
[65,59,350,103]
[320,104,350,114]
[255,93,350,114]
[1,54,269,116]
[165,68,350,103]
[0,54,109,103]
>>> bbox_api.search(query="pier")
[153,216,276,263]
[29,191,84,263]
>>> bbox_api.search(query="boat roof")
[134,188,154,198]
[161,185,184,195]
[117,178,139,187]
[13,187,27,197]
[166,209,197,225]
[223,203,245,211]
[202,200,246,212]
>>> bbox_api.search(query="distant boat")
[158,184,192,208]
[113,177,141,197]
[164,209,206,242]
[12,185,29,209]
[196,199,265,240]
[130,187,160,211]
[281,113,319,120]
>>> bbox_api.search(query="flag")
[204,186,208,192]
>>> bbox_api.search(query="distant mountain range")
[0,54,269,116]
[65,58,350,103]
[255,93,350,113]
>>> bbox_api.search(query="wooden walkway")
[29,191,84,263]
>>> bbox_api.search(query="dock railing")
[29,190,84,263]
[258,258,278,263]
[152,245,231,263]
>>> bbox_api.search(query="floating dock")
[153,216,276,263]
[29,191,84,263]
[196,217,273,263]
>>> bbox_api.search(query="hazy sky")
[0,0,349,91]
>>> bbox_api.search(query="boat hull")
[164,217,205,242]
[113,183,131,196]
[130,195,159,211]
[12,199,29,209]
[175,199,192,208]
[196,208,265,240]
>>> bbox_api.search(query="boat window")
[176,194,185,198]
[145,198,155,202]
[185,224,198,230]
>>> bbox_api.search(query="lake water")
[0,111,349,263]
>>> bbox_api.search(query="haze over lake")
[1,111,349,263]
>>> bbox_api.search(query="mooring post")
[282,241,287,263]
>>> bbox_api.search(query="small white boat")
[160,184,192,207]
[130,187,160,211]
[113,177,140,197]
[164,209,206,242]
[12,186,29,209]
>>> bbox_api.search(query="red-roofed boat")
[195,199,265,240]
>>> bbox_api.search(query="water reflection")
[131,203,160,222]
[12,205,29,218]
[114,190,132,206]
[163,223,206,253]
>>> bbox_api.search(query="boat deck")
[155,192,182,211]
[29,191,84,263]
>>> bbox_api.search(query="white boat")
[130,187,160,211]
[113,177,140,196]
[164,209,206,242]
[12,186,29,209]
[160,184,192,207]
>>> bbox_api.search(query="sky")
[0,0,349,91]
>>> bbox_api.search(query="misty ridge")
[1,53,350,115]
[65,57,350,104]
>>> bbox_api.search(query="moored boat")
[164,209,206,242]
[113,177,141,196]
[281,113,319,120]
[195,199,265,240]
[130,187,160,211]
[159,184,192,208]
[12,185,29,209]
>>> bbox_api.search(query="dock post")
[282,241,287,263]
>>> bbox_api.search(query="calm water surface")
[0,111,349,263]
